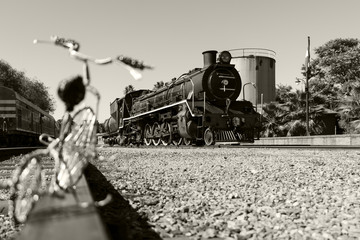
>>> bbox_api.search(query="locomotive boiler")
[103,50,260,146]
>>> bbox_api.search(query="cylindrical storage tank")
[229,48,276,110]
[108,117,118,134]
[104,118,110,133]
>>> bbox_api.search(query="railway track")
[98,134,360,150]
[0,147,46,162]
[99,143,360,150]
[0,163,55,179]
[0,148,110,240]
[220,143,360,149]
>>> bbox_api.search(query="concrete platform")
[252,134,360,146]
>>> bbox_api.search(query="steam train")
[0,86,58,147]
[102,50,260,146]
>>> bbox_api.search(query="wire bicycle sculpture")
[1,36,112,224]
[0,35,153,224]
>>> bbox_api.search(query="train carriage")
[102,50,260,146]
[0,86,58,147]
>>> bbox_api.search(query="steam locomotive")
[0,86,58,147]
[102,50,260,146]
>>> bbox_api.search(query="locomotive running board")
[120,100,198,128]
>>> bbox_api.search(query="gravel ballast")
[2,147,360,240]
[89,147,360,239]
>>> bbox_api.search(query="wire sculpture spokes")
[2,35,119,224]
[55,107,97,190]
[3,77,100,225]
[6,98,99,223]
[7,149,49,223]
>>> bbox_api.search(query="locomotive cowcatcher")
[102,50,260,146]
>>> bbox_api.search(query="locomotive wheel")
[144,124,153,146]
[160,122,172,146]
[118,130,128,146]
[172,138,182,146]
[152,122,161,146]
[183,138,192,146]
[204,127,215,146]
[119,135,127,146]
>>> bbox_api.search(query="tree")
[124,85,135,95]
[261,102,288,137]
[94,120,105,133]
[261,38,360,136]
[25,78,55,113]
[0,59,55,113]
[97,122,106,133]
[305,38,360,133]
[310,38,360,86]
[261,84,326,137]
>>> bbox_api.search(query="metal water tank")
[229,48,276,110]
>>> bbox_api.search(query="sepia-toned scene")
[1,1,360,239]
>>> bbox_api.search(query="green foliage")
[26,79,55,113]
[309,38,360,91]
[261,38,360,135]
[0,59,55,113]
[261,85,328,137]
[275,84,294,103]
[346,119,360,134]
[287,120,306,136]
[97,122,106,133]
[306,38,360,133]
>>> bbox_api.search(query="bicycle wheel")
[10,149,48,223]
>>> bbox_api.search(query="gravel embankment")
[2,147,360,240]
[0,156,24,240]
[89,146,360,240]
[0,155,54,240]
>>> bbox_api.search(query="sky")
[1,0,360,122]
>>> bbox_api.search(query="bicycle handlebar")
[70,50,113,65]
[33,35,113,65]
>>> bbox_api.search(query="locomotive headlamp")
[232,117,241,126]
[218,51,232,64]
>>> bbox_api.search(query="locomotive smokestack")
[202,50,218,68]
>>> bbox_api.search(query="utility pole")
[305,36,310,136]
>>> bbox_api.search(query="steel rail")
[16,175,109,240]
[0,147,46,162]
[106,143,360,150]
[0,147,110,240]
[217,144,360,150]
